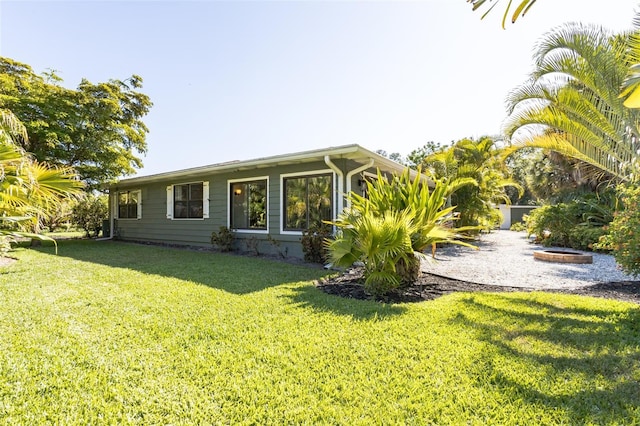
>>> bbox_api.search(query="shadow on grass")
[48,240,331,295]
[30,240,409,319]
[283,283,407,320]
[452,294,640,423]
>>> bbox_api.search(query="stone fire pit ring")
[533,250,593,264]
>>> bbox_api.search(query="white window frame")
[166,181,209,220]
[117,189,142,220]
[227,176,269,234]
[280,169,335,235]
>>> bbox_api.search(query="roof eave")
[111,144,411,187]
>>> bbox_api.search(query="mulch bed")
[317,268,640,305]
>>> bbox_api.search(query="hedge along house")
[107,144,410,258]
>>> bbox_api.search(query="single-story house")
[107,144,410,258]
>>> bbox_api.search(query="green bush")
[211,226,235,252]
[596,185,640,276]
[509,221,527,232]
[525,192,616,250]
[72,195,108,238]
[568,226,608,251]
[301,224,331,264]
[526,203,576,247]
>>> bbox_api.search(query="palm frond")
[467,0,537,29]
[505,22,640,180]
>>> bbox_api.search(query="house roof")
[111,144,411,186]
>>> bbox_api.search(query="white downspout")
[345,158,375,209]
[110,191,115,239]
[97,190,115,241]
[324,155,344,219]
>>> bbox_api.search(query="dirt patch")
[0,257,17,268]
[317,268,640,305]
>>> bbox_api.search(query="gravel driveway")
[423,230,636,290]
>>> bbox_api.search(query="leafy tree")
[503,147,539,204]
[0,109,84,250]
[375,149,406,165]
[0,57,152,189]
[502,24,639,181]
[406,141,448,168]
[505,148,610,205]
[40,198,75,232]
[72,195,108,238]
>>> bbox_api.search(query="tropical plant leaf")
[504,23,640,182]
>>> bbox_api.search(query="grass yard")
[1,240,639,424]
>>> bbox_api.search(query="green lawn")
[1,241,639,424]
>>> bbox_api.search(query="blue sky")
[1,0,637,177]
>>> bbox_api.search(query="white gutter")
[345,158,375,209]
[324,155,344,219]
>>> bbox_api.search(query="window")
[283,173,332,231]
[118,190,141,219]
[167,182,209,219]
[230,179,267,230]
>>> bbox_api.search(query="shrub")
[72,195,108,238]
[510,221,527,232]
[328,210,416,296]
[301,224,331,264]
[211,226,234,252]
[525,192,616,250]
[526,203,575,247]
[327,168,476,295]
[244,236,261,256]
[596,184,640,276]
[568,226,608,251]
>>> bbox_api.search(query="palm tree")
[0,109,83,250]
[422,136,521,229]
[466,1,640,116]
[502,23,640,181]
[622,13,640,108]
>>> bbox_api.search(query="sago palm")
[503,23,640,181]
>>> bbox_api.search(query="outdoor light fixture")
[234,188,242,196]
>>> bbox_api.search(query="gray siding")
[111,160,355,257]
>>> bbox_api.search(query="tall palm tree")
[503,23,640,181]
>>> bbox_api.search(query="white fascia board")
[108,143,422,188]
